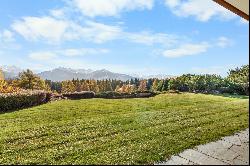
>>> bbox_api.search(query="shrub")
[62,91,95,99]
[0,90,51,112]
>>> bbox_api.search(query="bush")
[0,90,51,112]
[62,91,95,99]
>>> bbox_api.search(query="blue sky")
[0,0,249,76]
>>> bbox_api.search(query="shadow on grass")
[0,109,21,115]
[210,93,249,99]
[0,102,49,115]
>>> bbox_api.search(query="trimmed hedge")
[0,90,51,112]
[62,91,95,99]
[95,91,156,99]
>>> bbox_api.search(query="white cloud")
[0,29,20,50]
[50,9,65,18]
[164,0,236,22]
[80,21,122,43]
[29,48,109,61]
[239,18,249,24]
[58,48,109,57]
[11,16,123,44]
[165,0,180,8]
[11,15,179,46]
[29,51,57,60]
[12,16,69,43]
[126,31,178,46]
[216,36,233,48]
[162,42,210,58]
[0,30,15,42]
[71,0,154,17]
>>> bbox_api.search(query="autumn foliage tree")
[0,80,20,93]
[0,69,4,80]
[138,80,147,92]
[61,80,76,93]
[13,69,48,90]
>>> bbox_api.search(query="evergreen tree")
[157,80,164,91]
[146,78,153,90]
[162,79,169,91]
[105,79,113,91]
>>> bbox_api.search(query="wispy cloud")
[11,16,123,44]
[162,42,210,58]
[161,36,234,58]
[0,30,15,42]
[50,9,65,18]
[12,16,69,43]
[29,51,57,60]
[70,0,154,17]
[126,31,178,46]
[29,48,109,61]
[11,15,180,46]
[239,18,249,24]
[216,36,233,48]
[0,29,21,50]
[58,48,109,57]
[164,0,236,22]
[0,29,15,42]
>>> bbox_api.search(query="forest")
[0,65,249,95]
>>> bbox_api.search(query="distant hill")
[38,67,135,81]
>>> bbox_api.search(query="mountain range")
[1,66,174,81]
[38,67,135,81]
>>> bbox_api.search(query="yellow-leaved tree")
[0,69,4,80]
[13,69,48,90]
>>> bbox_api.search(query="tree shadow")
[0,109,21,115]
[210,93,249,99]
[0,103,49,115]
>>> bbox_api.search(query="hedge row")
[95,91,157,99]
[0,91,157,112]
[0,90,51,112]
[62,91,95,99]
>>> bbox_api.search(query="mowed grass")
[0,93,249,165]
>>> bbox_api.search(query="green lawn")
[0,93,249,164]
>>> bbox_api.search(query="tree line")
[0,65,249,95]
